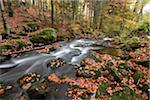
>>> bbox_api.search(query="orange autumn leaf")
[0,89,5,95]
[48,73,60,83]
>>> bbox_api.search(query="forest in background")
[0,0,150,100]
[0,0,149,55]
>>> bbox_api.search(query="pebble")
[37,74,41,78]
[6,85,12,90]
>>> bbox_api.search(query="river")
[0,38,113,83]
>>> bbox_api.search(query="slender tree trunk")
[61,0,64,25]
[89,5,92,28]
[0,0,10,35]
[15,0,20,7]
[79,2,82,23]
[45,0,48,11]
[54,0,57,22]
[99,1,103,29]
[72,1,75,22]
[7,0,14,17]
[120,1,126,31]
[33,0,35,6]
[51,0,54,27]
[71,0,78,22]
[138,2,144,21]
[133,0,139,22]
[93,1,100,29]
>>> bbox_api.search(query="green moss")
[57,36,64,41]
[119,36,141,50]
[119,63,129,69]
[40,28,57,35]
[0,45,12,52]
[95,82,109,98]
[24,23,39,32]
[127,37,140,45]
[16,40,27,49]
[30,28,57,44]
[110,68,122,82]
[141,83,148,92]
[30,35,50,44]
[139,21,150,33]
[133,71,140,85]
[111,85,141,100]
[49,47,56,52]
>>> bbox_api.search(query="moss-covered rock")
[19,31,27,36]
[136,60,149,68]
[49,47,56,52]
[30,35,46,44]
[30,28,57,45]
[0,39,27,51]
[24,23,39,32]
[0,45,12,53]
[40,28,57,38]
[16,40,27,49]
[57,36,64,41]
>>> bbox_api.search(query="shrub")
[131,20,150,36]
[119,36,140,50]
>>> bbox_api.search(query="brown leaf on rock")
[0,89,5,95]
[48,73,60,83]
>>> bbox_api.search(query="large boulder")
[30,28,57,45]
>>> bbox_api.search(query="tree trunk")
[133,0,139,22]
[51,0,54,27]
[99,1,103,29]
[93,1,100,29]
[7,0,14,17]
[33,0,35,6]
[71,0,78,22]
[138,2,144,21]
[0,0,10,35]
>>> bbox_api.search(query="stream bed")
[0,38,114,99]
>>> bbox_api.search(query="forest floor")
[0,42,149,99]
[0,6,149,100]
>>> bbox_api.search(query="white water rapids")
[0,38,113,82]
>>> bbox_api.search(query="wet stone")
[22,83,31,90]
[47,58,66,71]
[136,60,149,68]
[18,72,50,99]
[55,64,76,78]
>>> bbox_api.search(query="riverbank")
[0,38,149,99]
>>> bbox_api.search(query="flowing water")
[0,38,114,99]
[0,38,114,83]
